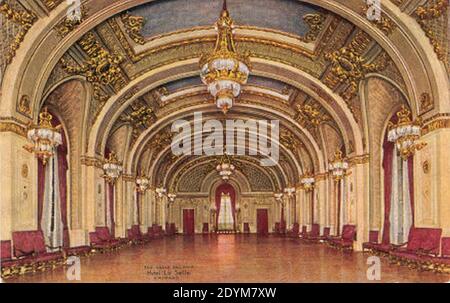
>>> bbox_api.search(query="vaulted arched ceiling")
[2,0,448,191]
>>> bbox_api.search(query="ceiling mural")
[125,0,326,41]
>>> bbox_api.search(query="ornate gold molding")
[302,13,326,43]
[0,1,37,65]
[62,32,126,106]
[80,155,103,168]
[120,13,146,45]
[0,121,27,137]
[40,0,63,11]
[348,154,370,165]
[122,174,135,182]
[414,0,449,64]
[422,114,450,135]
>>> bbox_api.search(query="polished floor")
[7,235,450,283]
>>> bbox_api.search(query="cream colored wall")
[0,132,37,239]
[414,128,450,236]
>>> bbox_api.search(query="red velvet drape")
[215,183,236,229]
[382,138,394,244]
[57,125,69,247]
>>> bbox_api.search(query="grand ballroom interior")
[0,0,449,283]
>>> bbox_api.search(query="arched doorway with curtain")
[382,107,415,245]
[37,109,69,251]
[215,183,237,234]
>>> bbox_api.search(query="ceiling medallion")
[200,0,251,114]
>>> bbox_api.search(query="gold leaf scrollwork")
[0,2,37,65]
[414,0,449,63]
[302,13,326,43]
[121,13,146,45]
[61,32,125,104]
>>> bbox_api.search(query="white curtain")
[218,193,234,230]
[339,179,346,233]
[106,183,113,231]
[41,149,63,251]
[134,190,139,225]
[389,151,413,244]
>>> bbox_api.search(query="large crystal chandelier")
[156,187,167,197]
[102,152,123,183]
[284,187,296,197]
[388,105,425,160]
[216,152,235,181]
[24,107,62,165]
[300,172,315,192]
[136,175,150,193]
[200,0,251,114]
[329,150,348,181]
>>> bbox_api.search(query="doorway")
[257,209,269,235]
[183,209,195,235]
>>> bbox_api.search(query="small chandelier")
[300,172,315,192]
[283,187,296,197]
[274,193,284,202]
[24,107,62,165]
[102,152,123,183]
[136,175,150,193]
[200,0,251,114]
[388,105,425,160]
[168,193,177,202]
[329,150,348,181]
[156,187,167,197]
[216,152,235,181]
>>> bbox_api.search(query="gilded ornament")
[121,13,146,45]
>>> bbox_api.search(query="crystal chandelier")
[216,152,235,181]
[24,107,62,165]
[329,150,348,181]
[200,0,251,114]
[136,175,150,193]
[388,105,425,160]
[274,193,284,202]
[283,187,296,197]
[102,152,123,183]
[300,172,315,192]
[168,193,177,202]
[156,187,167,197]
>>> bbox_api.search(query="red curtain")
[57,127,69,247]
[215,183,236,229]
[382,137,394,244]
